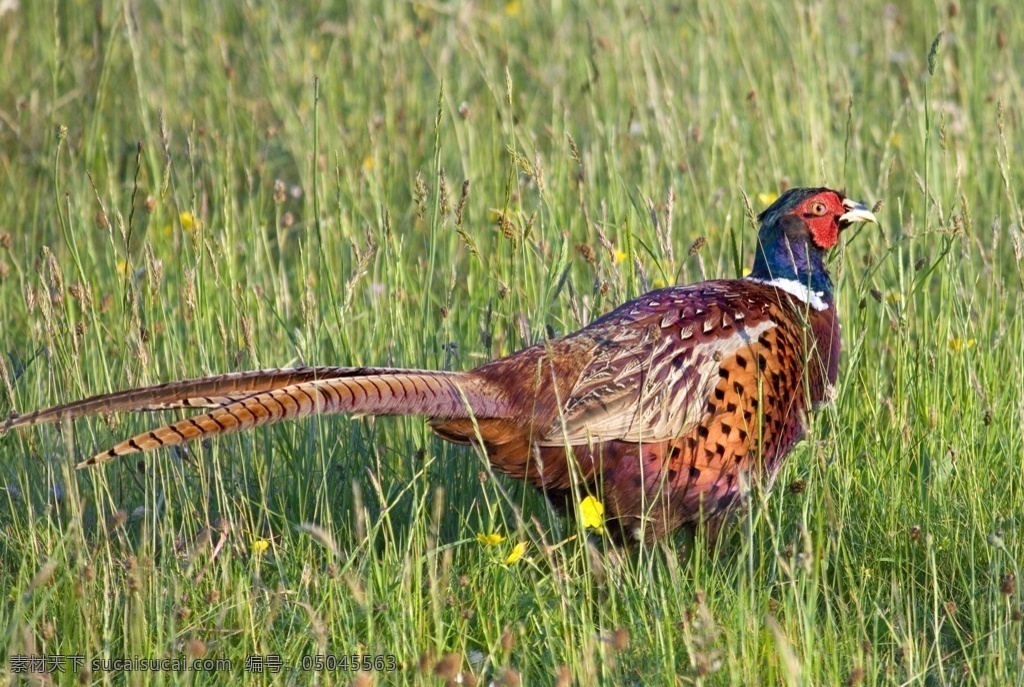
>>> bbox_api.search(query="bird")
[2,187,875,543]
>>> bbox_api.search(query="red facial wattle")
[807,214,841,250]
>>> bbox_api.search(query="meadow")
[1,0,1022,684]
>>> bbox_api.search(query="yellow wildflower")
[741,266,752,277]
[252,539,270,555]
[503,542,527,565]
[579,496,605,534]
[948,338,976,353]
[180,211,202,239]
[504,0,521,16]
[613,249,628,264]
[476,532,505,547]
[757,192,779,207]
[362,155,374,171]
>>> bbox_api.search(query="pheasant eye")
[810,202,827,215]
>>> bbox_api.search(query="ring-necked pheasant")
[3,187,875,542]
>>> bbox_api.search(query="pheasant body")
[440,279,841,540]
[2,188,875,543]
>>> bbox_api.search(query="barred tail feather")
[80,371,508,468]
[1,366,416,430]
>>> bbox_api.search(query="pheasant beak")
[839,198,877,228]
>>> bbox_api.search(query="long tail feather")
[2,366,360,431]
[80,371,508,468]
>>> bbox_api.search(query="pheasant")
[3,187,875,542]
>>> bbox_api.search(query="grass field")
[1,0,1023,684]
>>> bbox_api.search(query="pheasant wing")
[542,284,777,446]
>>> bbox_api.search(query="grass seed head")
[612,627,630,651]
[500,626,515,652]
[184,639,207,658]
[577,243,596,264]
[350,673,373,687]
[1001,573,1016,596]
[434,653,461,680]
[498,667,521,687]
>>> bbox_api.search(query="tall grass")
[1,1,1022,684]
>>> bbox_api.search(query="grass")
[1,0,1022,684]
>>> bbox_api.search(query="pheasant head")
[749,188,876,301]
